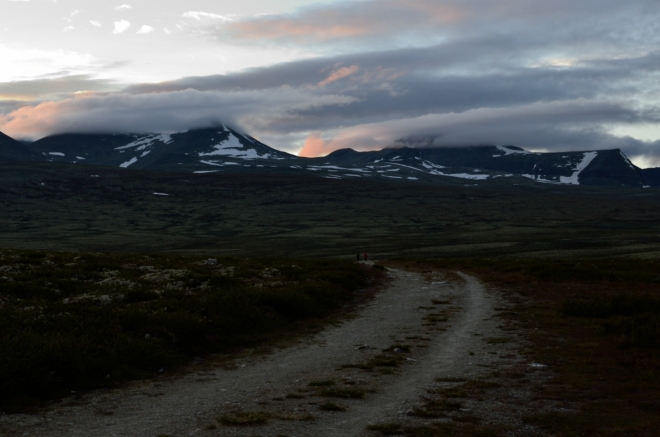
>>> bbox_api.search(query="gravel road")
[1,267,518,437]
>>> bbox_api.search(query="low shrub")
[562,294,660,347]
[0,250,374,411]
[562,294,660,318]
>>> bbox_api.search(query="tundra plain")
[1,162,659,258]
[1,164,660,436]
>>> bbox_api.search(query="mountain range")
[0,126,657,187]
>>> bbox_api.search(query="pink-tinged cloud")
[0,88,357,140]
[227,21,372,42]
[220,0,470,44]
[215,0,638,50]
[298,130,384,157]
[298,132,327,157]
[0,92,232,139]
[318,65,359,87]
[1,99,88,139]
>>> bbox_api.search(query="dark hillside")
[642,168,660,187]
[27,127,295,172]
[0,126,652,187]
[0,130,34,162]
[326,145,646,187]
[577,149,645,186]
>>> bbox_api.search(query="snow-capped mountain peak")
[0,127,655,187]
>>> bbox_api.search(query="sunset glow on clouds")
[219,0,469,45]
[318,66,359,87]
[1,0,660,166]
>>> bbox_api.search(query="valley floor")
[2,164,660,259]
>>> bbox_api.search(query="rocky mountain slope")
[2,126,657,187]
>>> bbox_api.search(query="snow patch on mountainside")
[443,173,490,180]
[120,157,138,168]
[391,163,428,172]
[307,165,371,173]
[158,134,173,144]
[115,134,173,151]
[522,174,558,184]
[495,145,532,156]
[421,160,445,170]
[620,151,636,170]
[198,133,271,160]
[200,160,224,167]
[559,152,598,185]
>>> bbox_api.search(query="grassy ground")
[1,163,660,259]
[407,258,660,436]
[0,249,377,412]
[3,163,660,432]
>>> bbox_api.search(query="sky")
[1,0,660,166]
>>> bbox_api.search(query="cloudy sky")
[1,0,660,166]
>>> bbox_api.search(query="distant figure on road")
[357,253,361,261]
[364,253,368,261]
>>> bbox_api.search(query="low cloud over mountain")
[1,0,660,165]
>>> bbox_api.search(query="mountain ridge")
[0,127,657,187]
[325,145,650,187]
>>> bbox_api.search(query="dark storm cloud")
[120,46,659,135]
[126,39,660,95]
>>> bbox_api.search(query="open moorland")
[0,251,375,412]
[1,163,660,436]
[1,162,660,258]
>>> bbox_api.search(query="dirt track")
[1,266,530,437]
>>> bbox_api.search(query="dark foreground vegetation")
[0,250,374,412]
[390,258,660,437]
